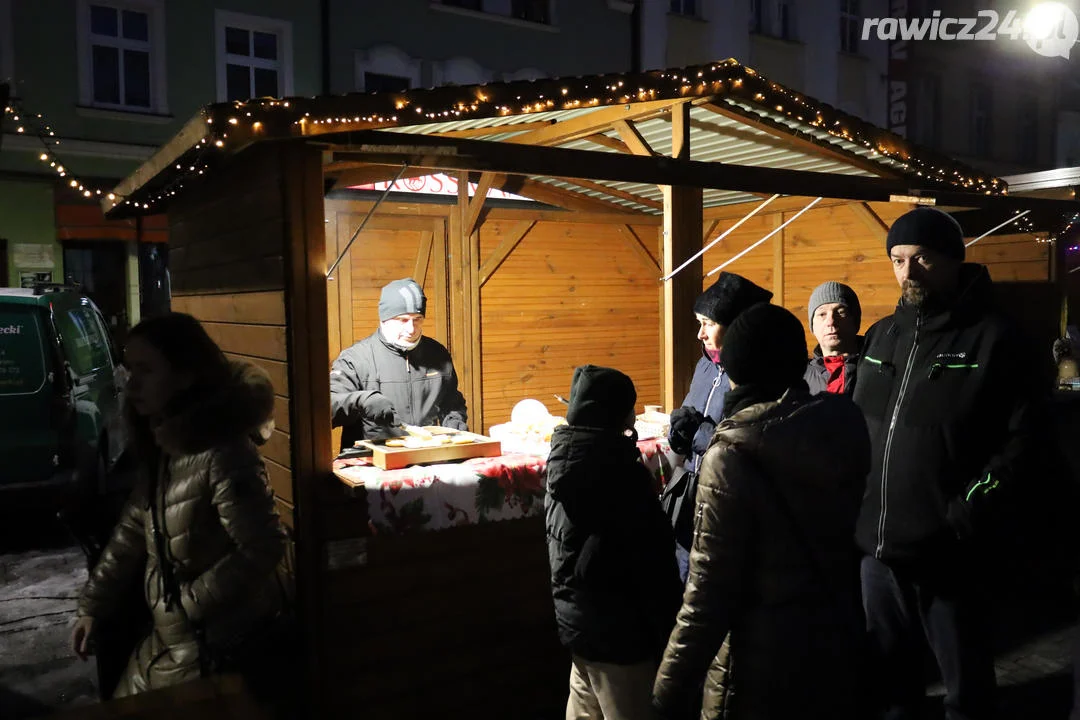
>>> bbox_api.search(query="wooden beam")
[462,172,496,236]
[617,225,660,271]
[280,143,331,719]
[478,221,537,287]
[662,102,702,410]
[491,173,643,214]
[332,130,1080,213]
[699,101,898,179]
[583,133,634,154]
[504,98,688,147]
[428,120,555,139]
[413,230,433,286]
[449,172,484,432]
[613,120,655,156]
[103,113,210,215]
[771,214,785,306]
[557,177,663,210]
[850,201,890,240]
[703,219,722,243]
[703,196,852,220]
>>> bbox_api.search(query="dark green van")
[0,287,125,510]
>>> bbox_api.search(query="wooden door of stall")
[324,206,449,451]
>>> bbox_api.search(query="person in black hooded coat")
[545,365,682,720]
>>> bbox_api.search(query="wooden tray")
[357,429,502,470]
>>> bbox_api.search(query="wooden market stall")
[101,59,1080,718]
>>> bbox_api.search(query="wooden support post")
[450,172,484,433]
[772,213,785,306]
[662,103,703,410]
[281,144,331,720]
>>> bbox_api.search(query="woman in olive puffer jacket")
[71,312,288,698]
[652,304,871,720]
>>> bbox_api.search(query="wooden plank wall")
[323,199,664,431]
[318,519,566,719]
[480,217,663,427]
[704,201,1050,350]
[167,146,295,529]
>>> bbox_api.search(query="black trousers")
[860,554,997,720]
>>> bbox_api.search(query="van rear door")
[0,306,59,486]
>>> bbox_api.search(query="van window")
[57,307,112,376]
[0,308,47,395]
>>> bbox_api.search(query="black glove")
[668,406,705,457]
[361,392,397,424]
[946,496,975,542]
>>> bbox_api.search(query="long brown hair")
[123,312,231,461]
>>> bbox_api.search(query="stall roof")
[104,59,1075,219]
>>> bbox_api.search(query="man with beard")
[853,207,1043,720]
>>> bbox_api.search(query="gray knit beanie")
[808,281,861,330]
[378,278,426,321]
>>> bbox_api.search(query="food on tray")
[380,431,477,449]
[450,435,475,445]
[385,438,408,448]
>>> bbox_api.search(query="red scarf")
[823,355,846,394]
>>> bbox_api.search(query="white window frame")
[354,45,422,92]
[215,10,294,103]
[76,0,168,114]
[0,0,14,85]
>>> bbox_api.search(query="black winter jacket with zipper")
[330,332,467,451]
[852,264,1043,563]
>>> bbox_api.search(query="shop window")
[215,10,293,102]
[76,0,167,113]
[750,0,797,40]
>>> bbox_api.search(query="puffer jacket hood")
[153,360,275,456]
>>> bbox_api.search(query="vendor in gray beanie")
[804,281,862,395]
[330,277,467,450]
[663,272,773,583]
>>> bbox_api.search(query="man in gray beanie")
[330,278,467,451]
[852,207,1046,719]
[803,281,862,395]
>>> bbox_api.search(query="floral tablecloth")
[333,437,676,534]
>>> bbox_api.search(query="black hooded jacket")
[544,367,682,664]
[852,264,1044,562]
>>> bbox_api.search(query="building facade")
[639,0,891,126]
[0,1,633,340]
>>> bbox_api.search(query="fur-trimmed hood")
[152,360,276,456]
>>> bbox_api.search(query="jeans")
[860,554,996,720]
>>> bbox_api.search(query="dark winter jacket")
[330,332,468,451]
[78,361,287,697]
[852,264,1044,563]
[545,380,681,664]
[803,339,862,396]
[653,388,869,720]
[675,353,731,474]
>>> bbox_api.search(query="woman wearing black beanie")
[653,303,873,720]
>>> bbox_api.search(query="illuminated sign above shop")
[349,173,535,202]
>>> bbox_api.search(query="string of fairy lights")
[2,58,1077,249]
